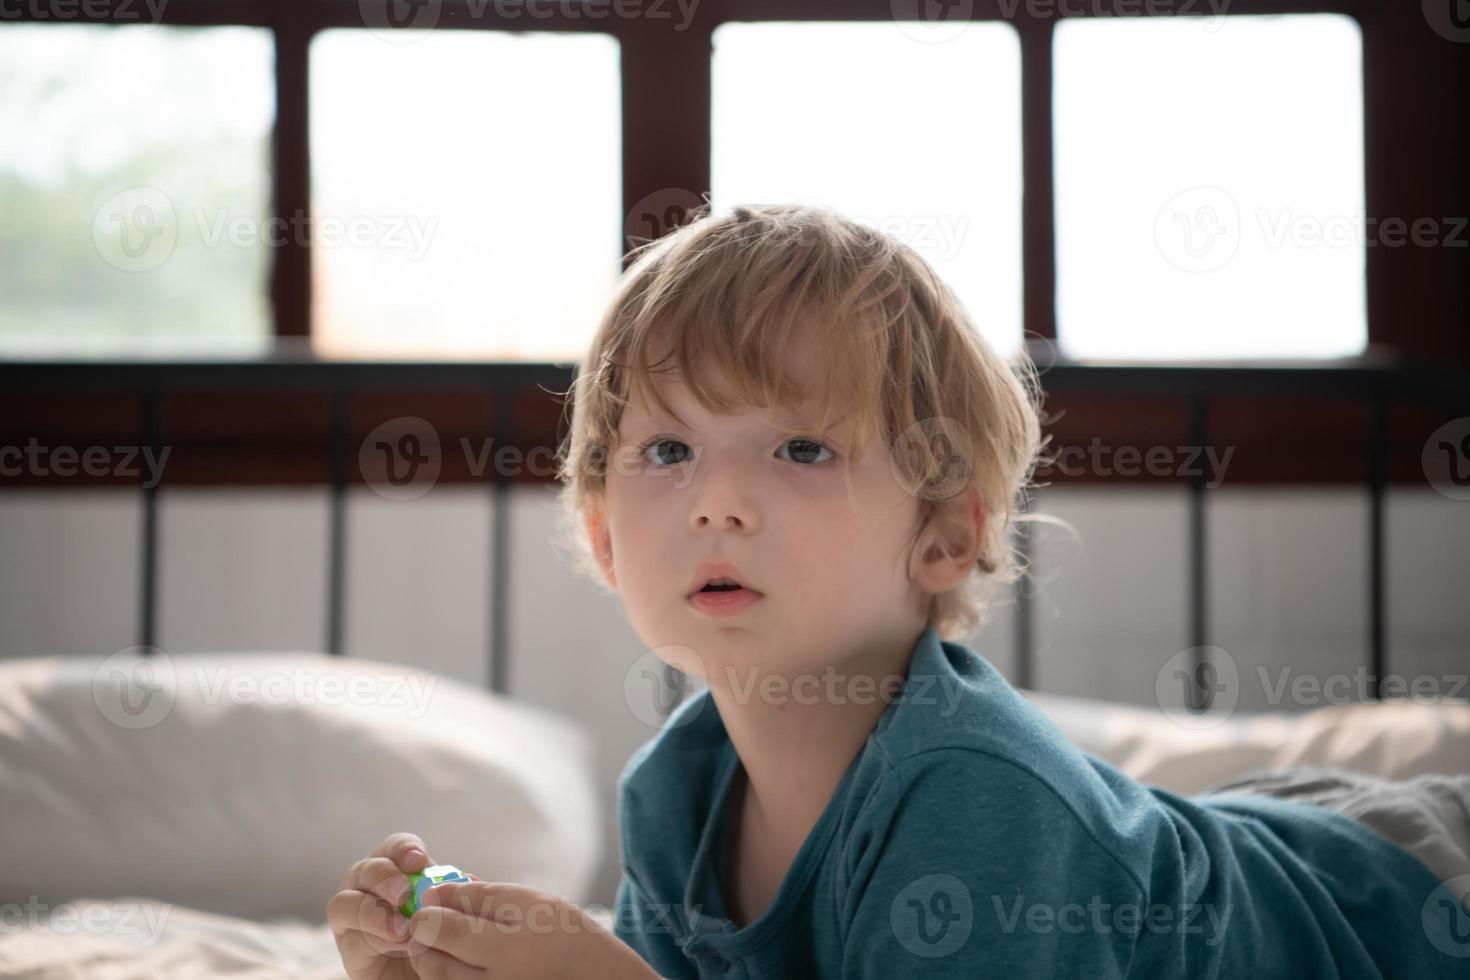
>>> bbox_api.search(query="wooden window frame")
[1,0,1466,490]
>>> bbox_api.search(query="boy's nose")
[693,512,751,532]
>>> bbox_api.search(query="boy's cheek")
[614,472,680,501]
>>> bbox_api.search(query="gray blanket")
[1202,766,1470,903]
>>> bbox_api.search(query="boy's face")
[587,364,934,687]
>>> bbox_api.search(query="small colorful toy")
[399,863,472,917]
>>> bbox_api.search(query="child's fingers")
[328,889,413,944]
[343,855,414,910]
[407,906,488,968]
[372,832,433,873]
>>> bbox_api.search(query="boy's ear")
[585,501,618,591]
[910,485,987,595]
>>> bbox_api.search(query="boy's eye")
[639,437,693,467]
[777,438,835,466]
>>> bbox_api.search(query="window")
[0,24,274,356]
[1053,14,1366,360]
[309,29,621,360]
[712,21,1024,357]
[1,9,1426,367]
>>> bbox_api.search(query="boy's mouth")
[686,563,763,598]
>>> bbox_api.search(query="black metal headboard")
[3,355,1466,708]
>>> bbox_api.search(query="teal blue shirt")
[611,626,1465,978]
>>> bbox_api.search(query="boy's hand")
[406,880,658,980]
[327,831,440,980]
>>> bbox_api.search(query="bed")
[3,361,1467,977]
[2,648,1467,979]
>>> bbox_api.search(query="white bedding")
[0,896,616,980]
[0,896,347,980]
[3,653,1466,979]
[0,650,602,918]
[1022,688,1470,793]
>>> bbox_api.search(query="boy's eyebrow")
[632,400,836,433]
[632,409,694,431]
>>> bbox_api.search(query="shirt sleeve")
[840,749,1144,979]
[611,871,697,980]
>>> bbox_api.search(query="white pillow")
[1022,688,1470,795]
[0,651,602,922]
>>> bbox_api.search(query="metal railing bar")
[1366,396,1387,699]
[1188,394,1209,711]
[139,387,161,653]
[327,386,349,656]
[489,387,511,695]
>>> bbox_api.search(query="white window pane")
[1055,14,1366,360]
[712,22,1023,357]
[310,30,621,360]
[0,24,274,357]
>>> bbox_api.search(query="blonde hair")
[553,202,1046,641]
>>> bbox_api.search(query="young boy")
[557,203,1468,978]
[327,203,1467,979]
